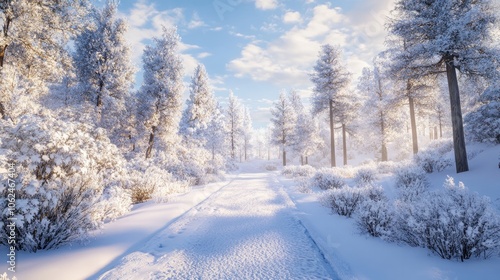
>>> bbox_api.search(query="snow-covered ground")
[2,144,499,280]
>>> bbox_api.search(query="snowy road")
[98,170,337,280]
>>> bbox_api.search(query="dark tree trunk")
[0,102,5,120]
[301,155,304,166]
[342,123,347,166]
[408,94,418,155]
[282,150,286,166]
[329,99,336,167]
[445,55,469,173]
[145,126,156,159]
[305,156,308,165]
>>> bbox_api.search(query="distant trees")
[242,108,253,161]
[137,27,184,159]
[270,91,296,166]
[388,0,500,172]
[226,91,244,159]
[310,45,350,167]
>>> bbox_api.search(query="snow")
[2,145,499,279]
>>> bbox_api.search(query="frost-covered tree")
[205,103,227,160]
[137,26,184,159]
[242,107,253,161]
[73,0,135,145]
[0,0,90,120]
[388,0,500,172]
[288,91,321,165]
[357,59,401,161]
[310,44,350,167]
[180,64,216,143]
[464,85,500,143]
[271,91,296,166]
[226,91,244,159]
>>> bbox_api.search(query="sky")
[95,0,396,128]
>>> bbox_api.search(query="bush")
[393,177,500,261]
[281,165,316,178]
[265,163,278,171]
[321,185,383,218]
[356,198,393,238]
[312,168,346,190]
[394,165,430,202]
[354,167,377,186]
[0,115,130,251]
[414,140,453,173]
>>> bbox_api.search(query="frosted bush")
[394,165,430,202]
[312,168,346,190]
[356,198,393,238]
[354,167,377,186]
[376,161,400,174]
[0,115,130,251]
[321,185,382,218]
[393,177,500,261]
[265,163,278,171]
[414,140,453,173]
[95,185,132,222]
[281,165,316,178]
[297,178,312,193]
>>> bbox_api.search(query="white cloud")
[255,0,278,10]
[283,11,302,24]
[188,12,206,29]
[197,52,212,59]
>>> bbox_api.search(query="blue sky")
[96,0,396,128]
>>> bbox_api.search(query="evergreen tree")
[388,0,500,172]
[180,63,217,143]
[205,103,228,161]
[242,107,253,161]
[310,44,350,167]
[138,26,184,159]
[270,91,295,166]
[464,85,500,143]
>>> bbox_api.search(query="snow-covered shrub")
[281,165,316,178]
[414,140,453,173]
[394,165,430,202]
[321,185,382,218]
[95,185,132,222]
[354,167,377,186]
[356,198,393,238]
[265,163,278,171]
[312,168,346,190]
[0,272,17,280]
[0,115,130,251]
[394,177,500,261]
[377,161,400,174]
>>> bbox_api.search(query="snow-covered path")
[98,171,337,280]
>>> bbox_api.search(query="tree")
[137,26,184,159]
[288,90,321,165]
[180,63,217,144]
[270,91,296,166]
[357,58,401,161]
[464,85,500,143]
[242,107,253,161]
[226,91,244,159]
[310,44,350,167]
[388,0,500,172]
[73,0,135,146]
[205,103,227,160]
[0,0,90,120]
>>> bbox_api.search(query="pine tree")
[464,85,500,143]
[226,91,244,159]
[310,44,350,167]
[0,0,90,120]
[242,107,253,161]
[138,26,184,159]
[270,91,296,166]
[205,103,227,160]
[388,0,500,172]
[180,63,216,144]
[73,0,135,147]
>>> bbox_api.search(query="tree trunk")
[342,123,347,166]
[145,126,156,159]
[0,102,6,120]
[329,99,336,167]
[445,55,469,173]
[408,94,418,155]
[282,149,287,166]
[301,155,304,166]
[380,112,388,161]
[305,156,308,165]
[231,131,235,159]
[439,112,443,138]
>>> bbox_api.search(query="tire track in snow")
[98,171,338,280]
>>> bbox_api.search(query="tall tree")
[388,0,499,172]
[226,91,244,159]
[310,44,350,167]
[205,103,227,161]
[73,0,135,145]
[180,63,216,144]
[270,91,295,166]
[0,0,90,120]
[138,26,184,159]
[242,107,253,161]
